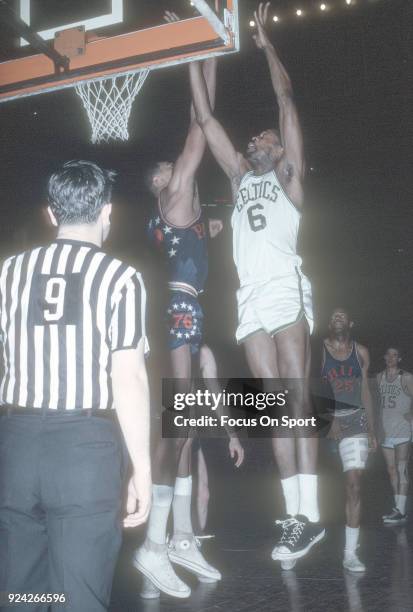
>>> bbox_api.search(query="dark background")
[0,0,412,375]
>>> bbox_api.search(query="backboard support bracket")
[0,0,69,73]
[54,27,86,61]
[191,0,230,46]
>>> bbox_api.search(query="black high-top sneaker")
[272,514,325,561]
[382,508,407,524]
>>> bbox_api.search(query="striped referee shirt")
[0,239,148,411]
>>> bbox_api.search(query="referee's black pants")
[0,412,127,612]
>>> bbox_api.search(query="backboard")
[0,0,239,103]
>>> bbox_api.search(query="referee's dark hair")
[47,160,117,225]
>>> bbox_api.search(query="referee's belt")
[0,405,116,418]
[168,282,199,298]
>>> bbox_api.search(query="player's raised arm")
[253,3,304,195]
[189,61,248,189]
[169,59,217,195]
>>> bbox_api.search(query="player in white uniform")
[190,3,324,564]
[377,347,413,523]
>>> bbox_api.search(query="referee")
[0,161,151,611]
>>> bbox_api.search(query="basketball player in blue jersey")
[377,347,413,523]
[134,37,243,598]
[190,2,324,564]
[322,308,377,572]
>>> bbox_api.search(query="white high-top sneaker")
[343,552,366,573]
[168,535,222,582]
[133,543,191,598]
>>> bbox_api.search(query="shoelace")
[195,535,215,549]
[275,518,298,529]
[167,534,215,550]
[275,517,305,546]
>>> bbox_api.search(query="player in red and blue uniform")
[147,202,208,354]
[135,52,243,600]
[321,308,377,573]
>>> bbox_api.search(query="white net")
[75,69,150,144]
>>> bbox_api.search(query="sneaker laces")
[195,535,215,548]
[275,517,298,540]
[276,517,305,546]
[275,517,298,529]
[167,533,215,550]
[167,534,196,553]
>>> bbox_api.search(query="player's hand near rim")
[252,2,272,50]
[164,10,179,24]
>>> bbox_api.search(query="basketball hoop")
[75,69,150,144]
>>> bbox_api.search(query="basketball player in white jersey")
[190,2,324,563]
[377,347,413,523]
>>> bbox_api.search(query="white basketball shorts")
[235,269,314,344]
[382,436,411,449]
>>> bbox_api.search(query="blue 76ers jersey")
[147,206,208,295]
[321,342,363,415]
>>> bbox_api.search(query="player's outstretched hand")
[123,473,151,528]
[253,2,272,50]
[164,11,180,24]
[229,436,245,467]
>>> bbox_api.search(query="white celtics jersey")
[379,371,412,437]
[231,169,303,287]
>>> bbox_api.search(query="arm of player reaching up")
[357,344,378,451]
[163,12,217,190]
[168,59,218,199]
[253,2,304,207]
[189,61,249,193]
[112,339,151,528]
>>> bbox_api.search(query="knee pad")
[397,460,409,486]
[338,436,368,472]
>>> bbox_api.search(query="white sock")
[297,474,320,522]
[280,475,299,516]
[173,476,193,536]
[396,495,407,515]
[344,526,360,556]
[146,484,174,546]
[394,494,399,510]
